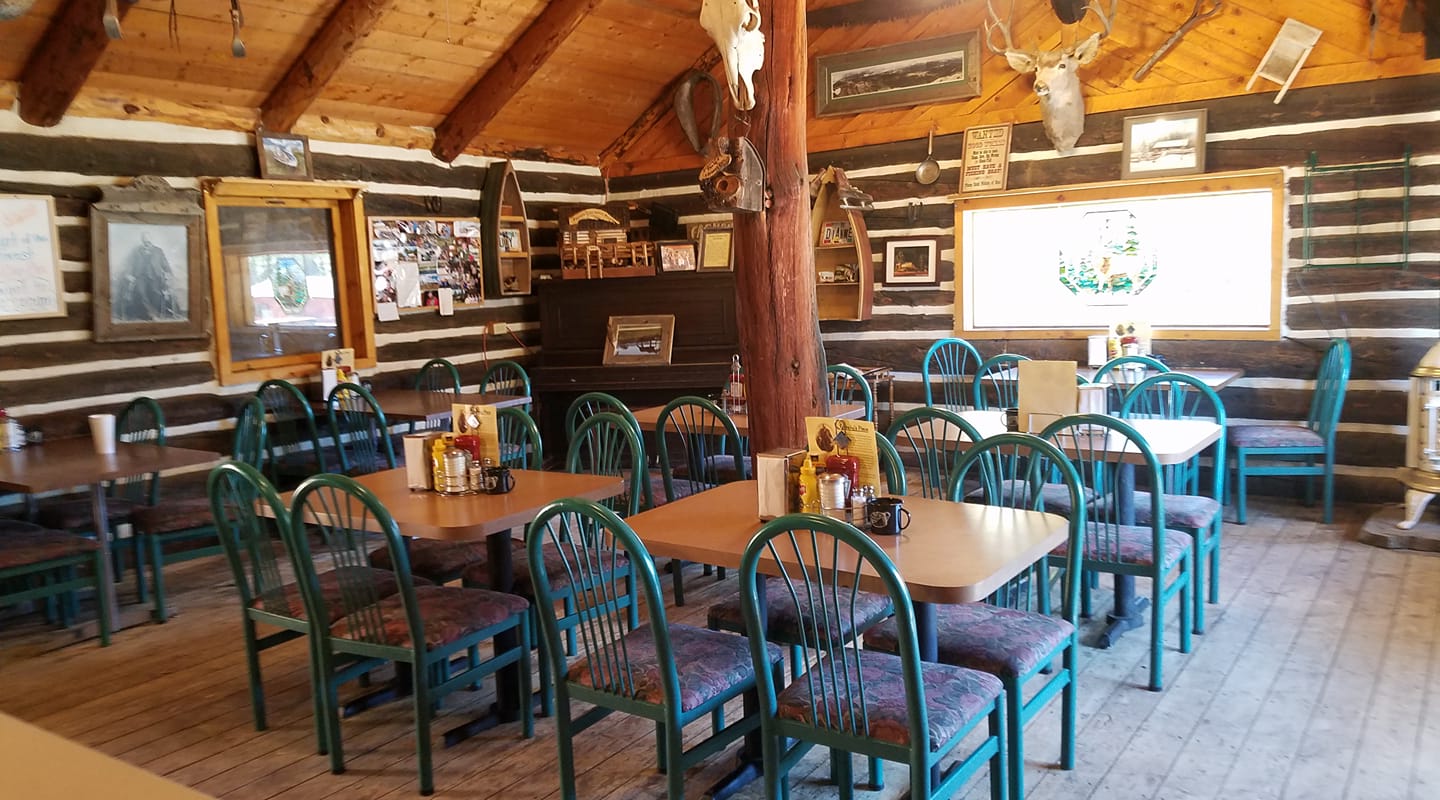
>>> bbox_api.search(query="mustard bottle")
[798,456,820,513]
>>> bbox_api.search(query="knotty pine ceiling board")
[0,0,62,82]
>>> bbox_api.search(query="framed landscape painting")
[884,238,939,285]
[815,32,981,117]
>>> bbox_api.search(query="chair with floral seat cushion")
[922,337,984,413]
[0,520,111,646]
[1092,355,1169,411]
[972,353,1032,411]
[526,497,781,799]
[1230,338,1350,525]
[480,359,532,412]
[740,513,1007,800]
[1039,414,1194,691]
[827,363,876,421]
[325,383,398,476]
[256,379,330,489]
[866,433,1085,800]
[289,473,533,795]
[655,397,742,605]
[887,406,984,500]
[1120,372,1227,634]
[564,392,655,510]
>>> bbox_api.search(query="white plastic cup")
[88,413,116,455]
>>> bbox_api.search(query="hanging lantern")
[1397,341,1440,530]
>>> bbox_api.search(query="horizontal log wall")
[611,74,1440,504]
[0,111,603,483]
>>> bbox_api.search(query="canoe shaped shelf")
[481,160,532,297]
[811,166,873,321]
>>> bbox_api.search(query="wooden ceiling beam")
[18,0,133,127]
[430,0,603,163]
[260,0,396,132]
[599,49,721,169]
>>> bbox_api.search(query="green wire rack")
[1300,147,1412,269]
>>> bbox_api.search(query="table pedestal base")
[1096,577,1148,650]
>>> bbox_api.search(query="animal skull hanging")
[985,0,1116,155]
[699,0,765,111]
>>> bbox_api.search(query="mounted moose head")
[699,0,765,111]
[985,0,1116,155]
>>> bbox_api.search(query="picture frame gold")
[602,314,675,366]
[658,240,698,272]
[698,227,734,271]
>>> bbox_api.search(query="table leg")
[706,574,767,800]
[1097,463,1148,649]
[440,529,523,747]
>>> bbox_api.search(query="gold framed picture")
[602,314,675,366]
[698,227,734,271]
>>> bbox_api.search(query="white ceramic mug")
[88,413,116,455]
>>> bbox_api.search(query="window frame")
[203,178,376,385]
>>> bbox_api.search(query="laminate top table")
[952,410,1223,466]
[625,480,1069,606]
[0,713,215,799]
[362,390,529,424]
[630,402,866,436]
[991,366,1243,391]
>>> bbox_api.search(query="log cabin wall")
[610,74,1440,504]
[0,110,604,498]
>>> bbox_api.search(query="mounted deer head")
[986,0,1115,155]
[700,0,765,111]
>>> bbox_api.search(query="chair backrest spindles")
[115,396,166,504]
[208,462,293,618]
[566,412,646,518]
[921,337,983,412]
[656,396,747,501]
[496,406,544,469]
[972,353,1031,411]
[326,383,397,475]
[256,379,328,478]
[826,364,875,421]
[232,397,269,471]
[414,357,462,395]
[1309,339,1352,441]
[886,407,982,499]
[1119,372,1227,501]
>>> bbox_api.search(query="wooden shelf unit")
[481,160,533,297]
[811,166,873,321]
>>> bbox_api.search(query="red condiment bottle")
[825,453,858,490]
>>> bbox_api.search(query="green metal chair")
[886,406,983,500]
[654,396,743,605]
[496,406,543,469]
[1039,414,1193,691]
[413,357,462,395]
[1230,338,1350,524]
[480,359,532,411]
[972,353,1032,411]
[565,391,655,510]
[740,513,1008,800]
[0,519,111,647]
[566,412,646,520]
[233,397,269,471]
[289,474,533,795]
[1120,373,1227,633]
[325,383,397,476]
[866,434,1085,800]
[827,363,875,421]
[1092,355,1168,411]
[526,497,780,800]
[922,337,983,412]
[256,378,329,488]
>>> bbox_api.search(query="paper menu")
[804,416,880,491]
[452,403,501,463]
[1017,360,1078,434]
[320,348,357,398]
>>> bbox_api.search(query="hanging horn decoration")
[230,0,246,57]
[673,70,723,155]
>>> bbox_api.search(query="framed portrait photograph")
[815,32,981,117]
[1121,109,1207,180]
[91,208,207,341]
[255,128,315,180]
[698,227,734,271]
[602,314,675,366]
[658,240,697,272]
[884,238,939,285]
[497,227,523,254]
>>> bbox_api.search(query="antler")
[983,0,1018,54]
[1085,0,1117,40]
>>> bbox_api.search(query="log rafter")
[18,0,133,128]
[260,0,397,133]
[599,49,722,169]
[430,0,604,163]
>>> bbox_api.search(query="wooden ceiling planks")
[260,0,397,132]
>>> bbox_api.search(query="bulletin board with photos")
[369,216,485,311]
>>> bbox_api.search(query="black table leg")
[706,574,767,800]
[440,530,523,746]
[1097,463,1148,649]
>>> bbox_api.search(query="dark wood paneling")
[1288,264,1440,294]
[1287,297,1440,330]
[1,363,215,409]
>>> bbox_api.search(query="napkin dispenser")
[403,432,445,490]
[758,448,806,520]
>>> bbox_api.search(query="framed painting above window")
[1121,109,1207,180]
[815,32,981,117]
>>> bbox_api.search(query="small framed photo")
[602,314,675,366]
[698,227,734,271]
[658,240,697,272]
[884,238,939,285]
[1121,109,1207,180]
[255,129,314,180]
[497,227,523,253]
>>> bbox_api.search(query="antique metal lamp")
[1398,341,1440,530]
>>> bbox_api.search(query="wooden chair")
[972,353,1031,411]
[324,382,397,476]
[827,363,875,421]
[480,359,531,410]
[526,497,779,799]
[886,406,983,499]
[0,519,110,647]
[740,513,1008,800]
[256,379,329,489]
[654,397,742,605]
[922,337,983,412]
[1039,414,1193,691]
[289,474,533,795]
[1120,373,1227,633]
[1230,338,1350,524]
[866,433,1085,800]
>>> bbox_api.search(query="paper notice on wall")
[376,301,400,322]
[0,194,64,320]
[438,290,455,316]
[960,124,1013,193]
[805,416,880,491]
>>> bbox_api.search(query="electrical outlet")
[116,523,133,540]
[493,321,508,334]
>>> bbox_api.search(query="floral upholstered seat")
[774,649,1002,750]
[865,603,1073,679]
[0,528,99,569]
[251,565,423,623]
[1051,522,1191,568]
[566,623,781,713]
[1229,425,1324,449]
[330,584,530,649]
[369,539,489,584]
[966,480,1089,516]
[1128,491,1222,529]
[707,583,892,645]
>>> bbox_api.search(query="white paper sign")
[376,301,400,322]
[0,195,65,320]
[438,290,455,316]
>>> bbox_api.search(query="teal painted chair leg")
[672,559,687,606]
[413,663,434,795]
[556,696,579,799]
[866,755,884,790]
[149,535,169,623]
[93,548,112,647]
[1062,644,1077,770]
[133,538,149,603]
[990,700,1009,800]
[1209,523,1223,604]
[1323,452,1337,524]
[242,621,267,730]
[665,721,685,800]
[1005,676,1024,800]
[1192,534,1207,635]
[1233,449,1250,524]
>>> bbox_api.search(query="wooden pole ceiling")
[17,0,132,127]
[260,0,396,132]
[430,0,604,163]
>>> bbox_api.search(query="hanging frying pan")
[915,128,939,185]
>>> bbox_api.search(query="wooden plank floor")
[3,498,1438,799]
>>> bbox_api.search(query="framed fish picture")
[255,128,315,181]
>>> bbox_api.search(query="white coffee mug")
[88,413,116,455]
